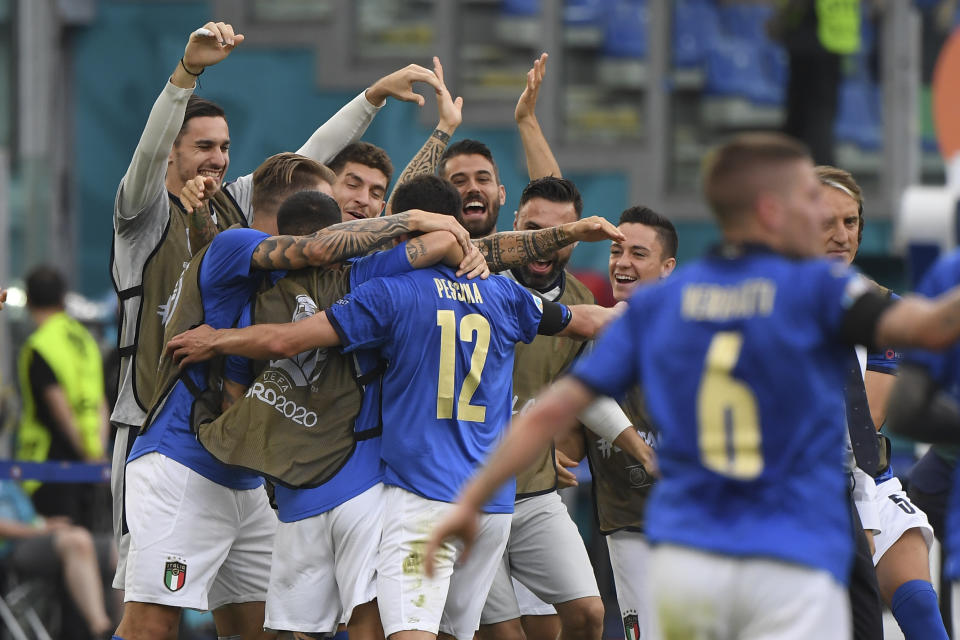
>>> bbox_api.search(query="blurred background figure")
[769,0,862,165]
[15,266,108,530]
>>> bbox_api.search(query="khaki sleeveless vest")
[114,189,246,414]
[513,273,595,498]
[194,267,378,488]
[585,386,656,534]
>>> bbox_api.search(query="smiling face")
[441,153,506,238]
[332,161,389,222]
[168,116,230,194]
[609,223,676,301]
[820,185,861,266]
[513,197,579,289]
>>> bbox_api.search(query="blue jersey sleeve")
[571,288,647,399]
[507,280,548,344]
[326,277,401,353]
[349,242,413,288]
[813,261,874,338]
[198,228,270,325]
[224,302,255,385]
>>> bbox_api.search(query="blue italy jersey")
[905,251,960,579]
[129,228,270,489]
[572,245,868,583]
[225,243,412,522]
[327,265,546,513]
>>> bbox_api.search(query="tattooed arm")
[386,57,462,214]
[474,215,625,272]
[250,209,472,271]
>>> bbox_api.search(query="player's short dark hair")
[518,177,584,219]
[815,164,865,244]
[252,153,337,215]
[391,175,462,218]
[25,265,66,309]
[277,191,342,236]
[328,142,394,184]
[619,206,679,259]
[175,95,227,145]
[438,139,500,182]
[702,133,811,224]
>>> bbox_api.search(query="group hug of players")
[101,19,960,640]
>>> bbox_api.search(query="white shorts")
[852,467,881,534]
[871,477,934,566]
[480,492,600,625]
[123,452,277,611]
[265,483,384,633]
[513,579,556,617]
[377,486,510,640]
[606,531,656,640]
[111,425,132,590]
[651,544,851,640]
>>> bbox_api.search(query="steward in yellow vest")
[16,267,106,528]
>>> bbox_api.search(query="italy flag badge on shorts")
[163,558,187,592]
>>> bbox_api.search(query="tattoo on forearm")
[187,202,217,254]
[251,213,414,270]
[406,236,428,265]
[386,129,452,211]
[474,226,573,271]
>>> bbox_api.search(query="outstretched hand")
[182,21,244,72]
[555,449,579,489]
[181,175,218,214]
[569,216,626,243]
[166,324,219,368]
[433,57,463,133]
[516,52,548,123]
[366,64,443,107]
[423,502,479,579]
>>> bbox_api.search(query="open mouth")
[198,168,223,182]
[613,273,637,285]
[527,260,553,275]
[345,210,365,220]
[462,200,487,219]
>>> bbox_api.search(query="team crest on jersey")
[269,294,329,387]
[626,463,651,488]
[623,612,640,640]
[530,293,544,312]
[163,558,187,592]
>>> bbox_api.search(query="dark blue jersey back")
[328,265,544,512]
[573,246,864,583]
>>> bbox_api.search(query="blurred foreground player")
[427,132,960,640]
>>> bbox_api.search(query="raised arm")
[516,53,561,180]
[385,57,462,214]
[117,22,242,223]
[249,209,472,271]
[474,215,625,272]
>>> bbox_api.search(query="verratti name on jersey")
[433,277,485,305]
[681,278,776,321]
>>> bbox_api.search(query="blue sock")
[891,579,949,640]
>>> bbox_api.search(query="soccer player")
[110,19,444,606]
[165,175,623,640]
[115,191,468,639]
[426,132,960,640]
[818,166,944,639]
[556,205,677,640]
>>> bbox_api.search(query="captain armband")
[537,300,572,336]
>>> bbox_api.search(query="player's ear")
[660,257,676,278]
[512,210,519,231]
[499,184,506,206]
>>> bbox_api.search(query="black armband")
[839,290,896,351]
[537,301,572,336]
